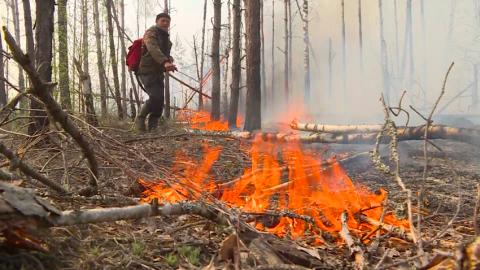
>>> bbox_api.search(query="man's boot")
[134,104,149,132]
[147,115,160,131]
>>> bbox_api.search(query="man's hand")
[164,62,177,72]
[168,56,174,63]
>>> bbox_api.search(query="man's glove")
[164,62,177,72]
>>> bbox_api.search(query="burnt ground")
[0,120,479,270]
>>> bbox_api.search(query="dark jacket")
[138,26,172,74]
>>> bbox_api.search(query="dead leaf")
[296,245,322,260]
[219,234,238,262]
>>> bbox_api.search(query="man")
[135,13,177,132]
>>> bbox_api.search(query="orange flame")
[139,134,409,243]
[177,110,243,131]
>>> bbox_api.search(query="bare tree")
[211,0,222,120]
[271,0,275,107]
[10,0,25,96]
[81,0,97,125]
[401,0,414,86]
[22,0,34,66]
[228,0,242,128]
[0,33,6,107]
[106,0,124,119]
[198,0,208,110]
[302,0,310,102]
[58,0,72,110]
[260,0,267,109]
[358,0,363,71]
[28,0,55,135]
[244,0,262,131]
[120,0,127,117]
[341,0,346,96]
[223,0,232,118]
[394,0,400,73]
[93,0,107,116]
[283,0,289,102]
[328,38,333,96]
[379,0,390,103]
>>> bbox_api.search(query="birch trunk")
[0,34,6,106]
[358,0,363,72]
[271,0,275,106]
[341,0,346,97]
[379,0,390,103]
[81,0,97,125]
[93,0,107,116]
[10,0,26,105]
[120,0,127,117]
[198,0,208,110]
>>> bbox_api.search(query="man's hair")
[156,13,171,21]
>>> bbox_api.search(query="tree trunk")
[120,0,127,117]
[28,0,55,135]
[271,0,275,108]
[106,0,124,119]
[358,0,363,72]
[81,0,97,125]
[163,0,171,119]
[287,0,292,87]
[474,64,479,110]
[243,0,262,131]
[303,0,310,103]
[401,0,414,86]
[283,0,289,103]
[223,0,232,118]
[199,0,208,110]
[260,0,267,111]
[393,0,400,74]
[21,1,33,58]
[0,34,6,107]
[328,38,333,97]
[93,0,107,117]
[228,0,242,128]
[10,0,26,101]
[379,0,390,104]
[341,0,346,97]
[57,0,72,110]
[211,0,222,121]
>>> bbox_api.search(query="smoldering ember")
[0,1,479,269]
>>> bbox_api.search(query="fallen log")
[291,121,480,145]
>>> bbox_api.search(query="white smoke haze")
[1,0,479,128]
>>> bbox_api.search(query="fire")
[139,133,409,244]
[177,110,242,131]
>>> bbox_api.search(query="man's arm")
[143,28,169,65]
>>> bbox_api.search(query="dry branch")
[339,212,365,270]
[2,27,99,195]
[0,142,68,194]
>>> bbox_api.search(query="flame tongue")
[140,117,409,244]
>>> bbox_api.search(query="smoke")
[262,0,480,126]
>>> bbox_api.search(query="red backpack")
[126,38,143,73]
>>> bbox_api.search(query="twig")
[475,184,480,236]
[2,27,99,195]
[418,62,455,250]
[0,142,68,194]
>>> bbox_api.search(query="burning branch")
[339,212,365,270]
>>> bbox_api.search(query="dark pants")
[139,73,164,118]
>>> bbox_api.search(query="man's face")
[156,17,171,32]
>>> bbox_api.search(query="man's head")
[156,13,171,32]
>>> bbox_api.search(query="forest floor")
[0,118,479,270]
